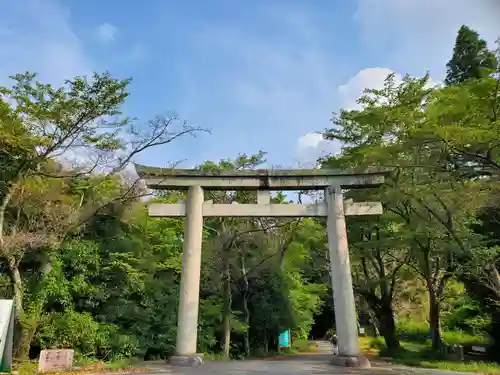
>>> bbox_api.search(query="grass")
[15,357,148,375]
[291,340,318,354]
[359,336,500,374]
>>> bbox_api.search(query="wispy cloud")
[353,0,500,78]
[0,0,91,85]
[97,22,118,44]
[180,5,344,166]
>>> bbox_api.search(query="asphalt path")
[136,341,479,375]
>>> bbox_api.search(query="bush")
[325,328,335,340]
[396,319,429,343]
[395,318,488,346]
[37,311,101,356]
[36,310,140,359]
[368,337,385,350]
[442,330,487,345]
[292,339,317,353]
[17,362,38,375]
[442,296,491,336]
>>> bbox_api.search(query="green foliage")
[361,335,500,373]
[291,340,318,353]
[3,25,500,367]
[6,153,331,361]
[37,311,103,356]
[445,25,498,85]
[396,318,487,346]
[285,270,326,340]
[320,26,500,353]
[442,296,492,336]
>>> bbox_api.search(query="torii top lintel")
[134,164,390,191]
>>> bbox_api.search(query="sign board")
[0,300,14,373]
[359,327,365,334]
[39,349,74,372]
[279,330,290,348]
[471,345,486,353]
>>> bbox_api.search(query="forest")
[0,25,499,370]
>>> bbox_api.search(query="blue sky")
[1,0,499,169]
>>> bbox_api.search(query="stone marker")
[38,349,74,372]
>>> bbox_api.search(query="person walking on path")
[330,334,339,356]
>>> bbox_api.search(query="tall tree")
[322,73,490,350]
[445,25,497,85]
[0,72,204,358]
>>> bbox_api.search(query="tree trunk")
[264,329,268,354]
[7,258,23,317]
[221,260,232,358]
[15,324,31,360]
[239,253,250,357]
[363,289,400,353]
[487,264,500,299]
[428,286,442,351]
[242,295,250,356]
[376,303,400,354]
[367,309,380,337]
[5,256,30,360]
[13,257,53,360]
[1,185,31,359]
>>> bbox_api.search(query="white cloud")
[353,0,500,79]
[337,67,401,110]
[0,1,91,85]
[297,132,324,150]
[296,132,340,165]
[338,67,442,111]
[300,64,443,162]
[97,22,118,44]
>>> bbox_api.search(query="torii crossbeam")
[136,165,389,368]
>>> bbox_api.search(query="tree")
[426,73,500,178]
[349,212,407,353]
[321,73,490,350]
[0,71,204,358]
[445,25,497,85]
[198,153,269,358]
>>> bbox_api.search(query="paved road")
[146,354,350,375]
[140,341,478,375]
[144,356,478,375]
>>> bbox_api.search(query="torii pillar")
[136,166,388,368]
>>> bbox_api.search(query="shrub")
[37,311,101,356]
[442,330,487,345]
[396,319,429,343]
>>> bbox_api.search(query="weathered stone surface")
[38,349,74,372]
[168,354,204,367]
[330,355,371,368]
[134,164,391,178]
[136,165,389,190]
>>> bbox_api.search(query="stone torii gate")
[136,166,388,367]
